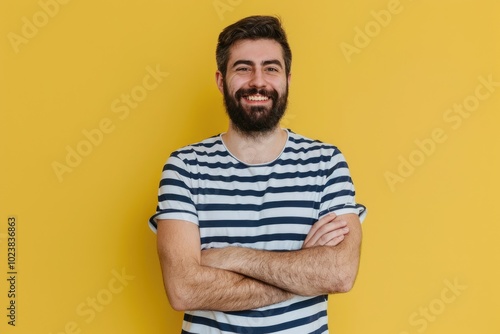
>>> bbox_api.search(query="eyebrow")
[232,59,284,68]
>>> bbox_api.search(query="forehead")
[228,39,284,65]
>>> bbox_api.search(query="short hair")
[216,15,292,77]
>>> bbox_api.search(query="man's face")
[217,39,290,135]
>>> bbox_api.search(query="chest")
[193,165,326,250]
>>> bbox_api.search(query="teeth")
[246,95,269,101]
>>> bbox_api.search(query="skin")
[156,39,362,311]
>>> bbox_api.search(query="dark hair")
[216,15,292,77]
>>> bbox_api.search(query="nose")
[248,69,267,88]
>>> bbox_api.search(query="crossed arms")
[156,213,362,312]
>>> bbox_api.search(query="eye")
[265,67,279,72]
[236,67,250,72]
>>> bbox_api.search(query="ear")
[215,71,224,94]
[287,72,292,86]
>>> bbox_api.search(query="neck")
[222,125,288,164]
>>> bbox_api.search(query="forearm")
[203,246,355,296]
[202,214,362,296]
[163,259,294,312]
[156,219,294,312]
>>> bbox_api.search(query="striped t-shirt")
[150,129,365,334]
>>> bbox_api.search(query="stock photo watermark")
[51,64,169,182]
[48,268,135,334]
[398,277,467,334]
[7,0,73,54]
[339,0,419,63]
[213,0,243,21]
[5,217,18,326]
[385,74,499,192]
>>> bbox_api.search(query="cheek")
[223,77,237,94]
[227,77,246,93]
[267,76,287,91]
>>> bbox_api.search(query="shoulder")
[170,134,227,161]
[286,129,342,157]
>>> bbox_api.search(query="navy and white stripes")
[150,129,364,333]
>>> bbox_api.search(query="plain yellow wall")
[1,0,499,333]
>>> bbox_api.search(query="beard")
[222,80,288,136]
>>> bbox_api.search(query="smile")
[245,94,270,101]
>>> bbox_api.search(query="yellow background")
[1,0,499,333]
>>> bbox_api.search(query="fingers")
[303,215,349,248]
[303,224,349,248]
[312,229,347,247]
[303,213,337,245]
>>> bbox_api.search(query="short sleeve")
[148,154,199,233]
[318,148,367,223]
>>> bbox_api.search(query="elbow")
[165,281,195,312]
[324,275,356,294]
[168,294,189,312]
[168,291,198,312]
[335,275,356,293]
[327,266,359,294]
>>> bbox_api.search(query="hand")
[302,213,349,248]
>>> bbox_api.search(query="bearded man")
[150,15,366,334]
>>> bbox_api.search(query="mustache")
[235,88,279,100]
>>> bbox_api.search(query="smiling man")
[149,15,366,333]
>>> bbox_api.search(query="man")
[149,15,366,333]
